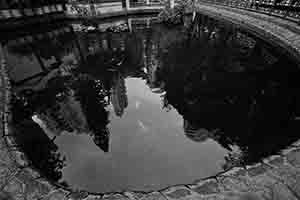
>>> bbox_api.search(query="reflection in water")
[111,72,128,117]
[4,14,300,192]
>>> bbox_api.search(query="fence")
[66,0,164,17]
[199,0,300,22]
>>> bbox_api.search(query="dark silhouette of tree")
[12,118,66,181]
[71,74,110,152]
[156,14,300,167]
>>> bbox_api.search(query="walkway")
[1,3,300,200]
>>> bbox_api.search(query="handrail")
[197,0,300,23]
[66,1,164,17]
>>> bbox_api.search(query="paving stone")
[265,156,284,168]
[222,168,247,177]
[124,192,144,200]
[162,186,202,200]
[25,181,52,200]
[0,146,13,166]
[218,176,250,192]
[22,167,41,179]
[125,192,167,200]
[267,165,300,197]
[165,189,191,199]
[84,195,103,200]
[291,140,300,147]
[199,195,224,200]
[287,149,300,168]
[0,191,15,200]
[247,165,269,177]
[68,191,89,200]
[266,182,298,200]
[234,169,247,177]
[0,167,11,184]
[223,192,264,200]
[247,174,281,199]
[143,192,169,200]
[3,177,24,195]
[190,180,219,195]
[15,169,52,199]
[103,194,130,200]
[14,151,28,167]
[43,190,69,200]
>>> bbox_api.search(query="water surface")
[4,14,300,193]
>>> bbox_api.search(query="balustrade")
[198,0,300,22]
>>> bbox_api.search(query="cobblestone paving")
[1,5,300,200]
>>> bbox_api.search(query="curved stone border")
[1,5,300,199]
[195,3,300,66]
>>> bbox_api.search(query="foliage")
[71,74,110,152]
[154,14,300,167]
[106,24,129,33]
[158,0,193,25]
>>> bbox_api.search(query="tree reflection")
[71,74,110,152]
[11,95,66,182]
[8,14,300,180]
[156,13,300,167]
[11,71,111,185]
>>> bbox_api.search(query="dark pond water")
[3,14,300,193]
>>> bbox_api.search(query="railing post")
[127,18,133,32]
[125,0,130,10]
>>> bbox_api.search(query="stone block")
[68,191,89,200]
[223,192,264,200]
[287,149,300,168]
[84,195,103,200]
[247,165,270,177]
[3,177,23,195]
[267,165,300,197]
[103,194,130,200]
[222,167,246,177]
[161,186,202,200]
[218,176,249,193]
[265,156,284,168]
[267,182,298,200]
[0,191,15,200]
[124,192,167,200]
[43,190,69,200]
[190,180,220,195]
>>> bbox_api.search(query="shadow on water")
[159,13,300,168]
[5,13,300,191]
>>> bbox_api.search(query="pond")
[3,14,300,193]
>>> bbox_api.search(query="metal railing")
[198,0,300,22]
[66,0,164,17]
[129,0,164,8]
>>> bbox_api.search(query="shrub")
[158,0,194,25]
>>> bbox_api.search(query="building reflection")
[111,71,128,117]
[35,91,89,135]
